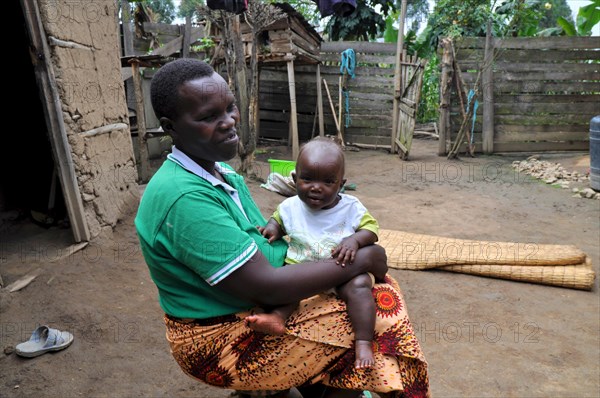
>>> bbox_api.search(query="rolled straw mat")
[378,229,595,290]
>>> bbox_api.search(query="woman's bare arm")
[216,245,387,307]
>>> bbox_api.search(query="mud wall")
[38,0,139,239]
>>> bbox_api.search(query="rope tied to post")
[340,49,356,128]
[467,89,479,148]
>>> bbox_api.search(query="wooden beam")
[438,38,453,156]
[390,0,407,153]
[151,26,205,57]
[81,123,128,138]
[323,78,341,137]
[316,64,324,137]
[130,61,152,183]
[20,0,90,242]
[395,138,409,154]
[321,41,397,54]
[482,20,495,154]
[122,67,133,81]
[287,56,300,159]
[181,16,192,58]
[338,74,344,143]
[121,1,134,56]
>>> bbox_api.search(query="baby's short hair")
[298,137,346,174]
[299,137,345,160]
[150,58,215,120]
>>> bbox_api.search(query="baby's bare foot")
[355,340,375,369]
[245,313,287,335]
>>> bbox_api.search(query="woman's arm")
[331,230,379,267]
[216,245,387,307]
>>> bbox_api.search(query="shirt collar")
[167,146,235,188]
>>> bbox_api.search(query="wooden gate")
[439,36,599,154]
[391,54,427,159]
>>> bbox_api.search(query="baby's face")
[294,150,345,210]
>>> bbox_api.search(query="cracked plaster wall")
[39,0,139,239]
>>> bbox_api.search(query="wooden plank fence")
[259,41,398,147]
[439,36,600,154]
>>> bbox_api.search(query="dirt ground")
[1,138,599,398]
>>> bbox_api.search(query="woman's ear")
[160,117,176,139]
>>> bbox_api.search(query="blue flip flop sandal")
[15,325,74,358]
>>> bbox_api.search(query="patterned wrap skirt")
[164,275,430,397]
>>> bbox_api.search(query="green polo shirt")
[135,158,287,319]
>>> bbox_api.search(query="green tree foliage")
[178,0,205,19]
[416,0,491,57]
[383,0,430,43]
[404,0,430,32]
[494,0,541,37]
[539,0,573,29]
[413,0,550,122]
[552,0,600,36]
[416,55,440,123]
[326,0,397,41]
[327,1,385,40]
[132,0,176,24]
[270,0,321,25]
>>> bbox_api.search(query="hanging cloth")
[206,0,248,14]
[467,89,479,147]
[340,49,356,128]
[312,0,357,18]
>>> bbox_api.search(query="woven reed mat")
[378,229,595,290]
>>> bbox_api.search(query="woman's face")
[168,73,240,164]
[294,150,345,210]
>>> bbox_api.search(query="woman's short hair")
[150,58,215,120]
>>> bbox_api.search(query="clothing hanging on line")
[206,0,248,14]
[312,0,357,17]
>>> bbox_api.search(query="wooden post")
[391,0,407,153]
[323,79,341,137]
[287,55,299,159]
[438,38,453,156]
[337,73,347,145]
[482,20,495,154]
[21,0,91,242]
[181,15,192,58]
[316,63,324,136]
[121,1,133,56]
[130,60,152,183]
[338,75,344,141]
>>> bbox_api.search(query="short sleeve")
[160,191,257,286]
[271,206,284,227]
[357,210,379,239]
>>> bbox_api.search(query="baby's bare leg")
[336,273,376,369]
[245,303,298,335]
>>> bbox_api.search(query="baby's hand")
[331,237,359,266]
[257,224,279,243]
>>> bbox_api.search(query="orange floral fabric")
[165,275,429,397]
